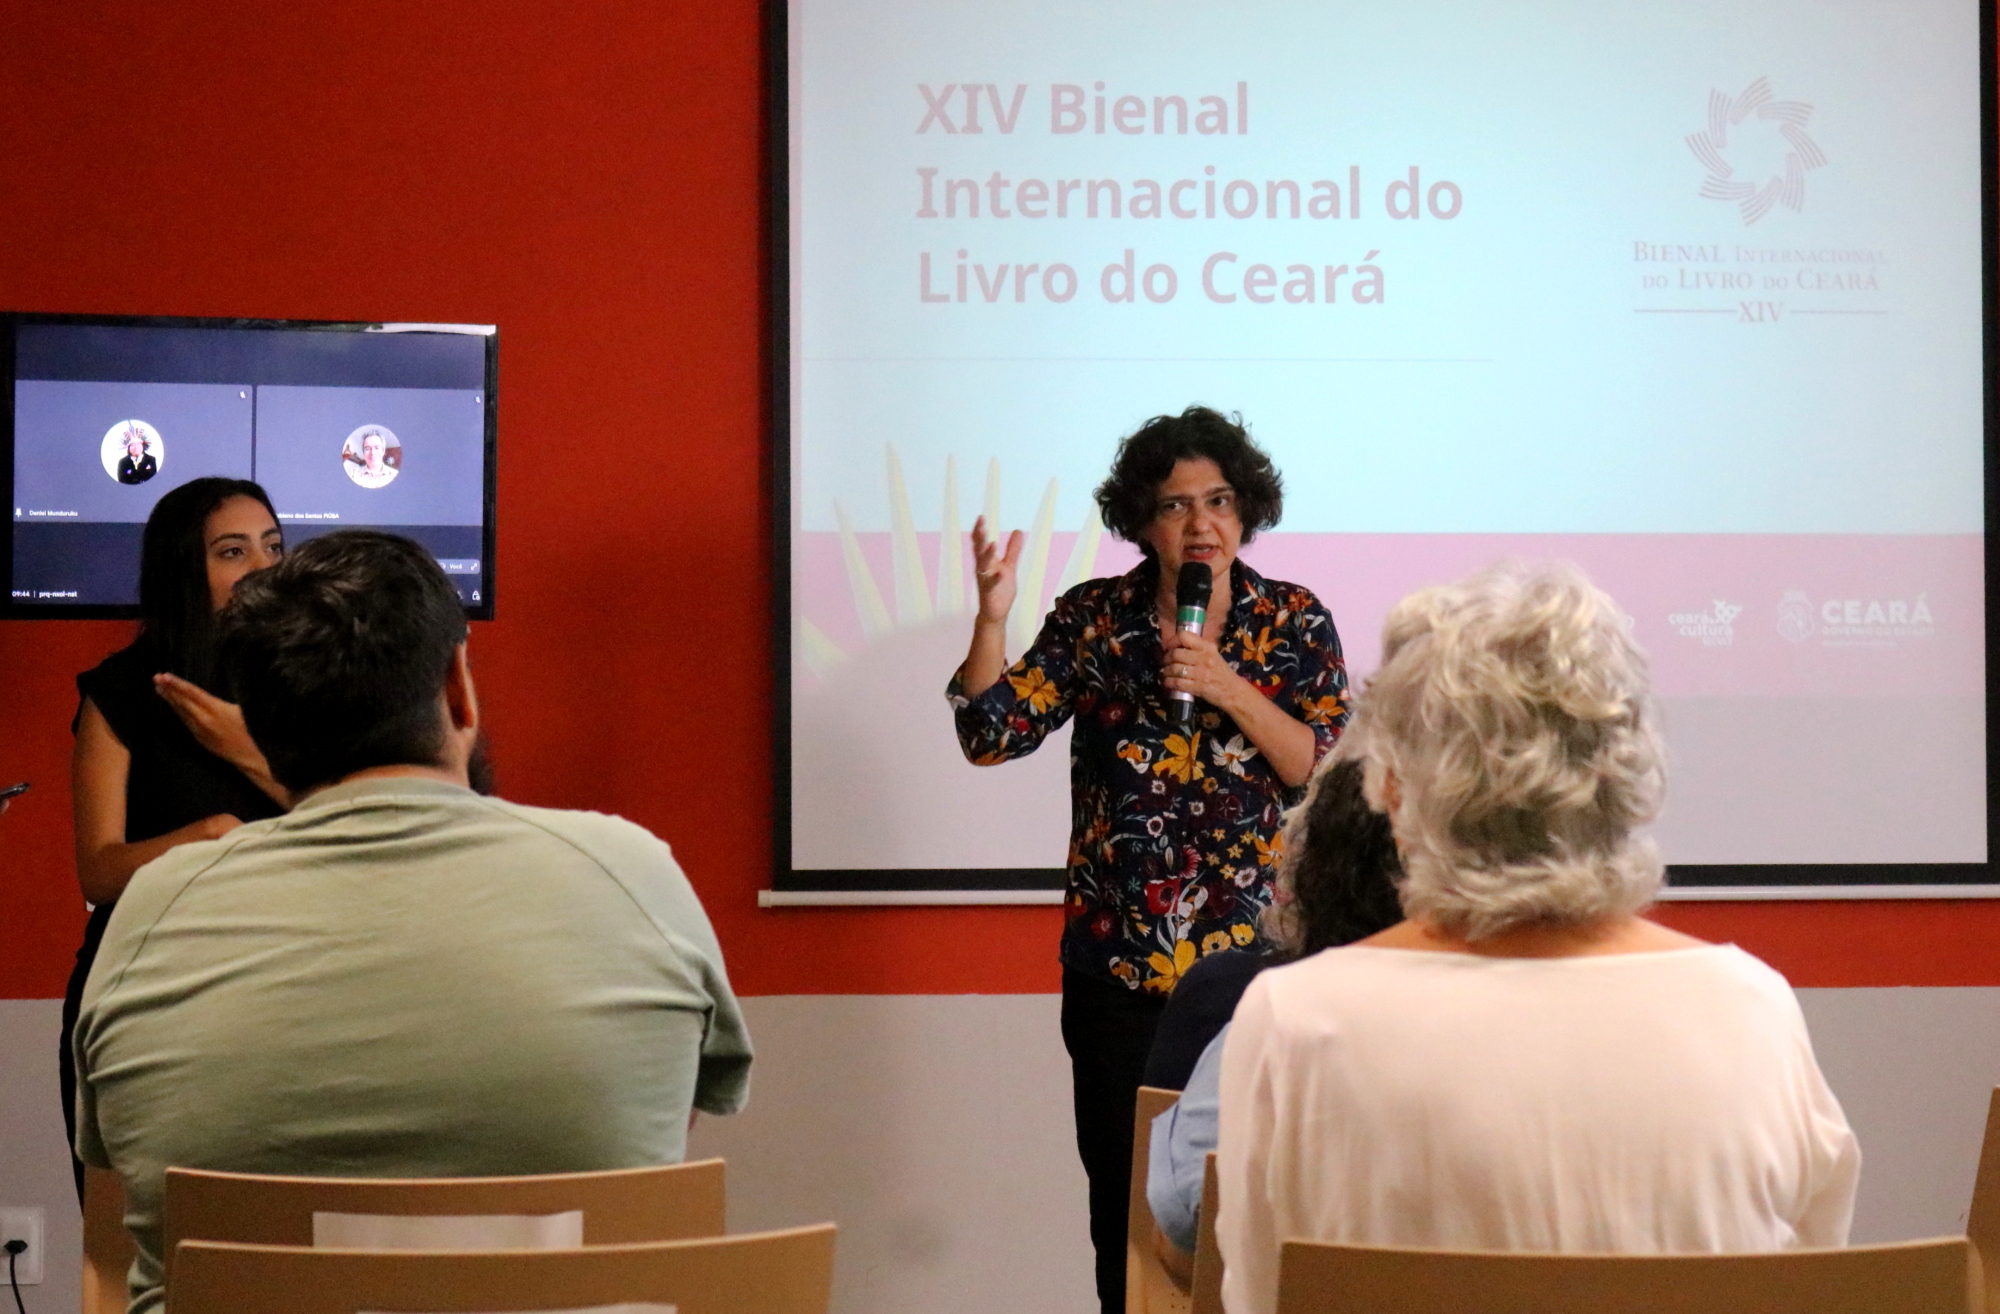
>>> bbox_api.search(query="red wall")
[1,0,1996,998]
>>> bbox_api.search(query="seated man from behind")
[74,531,752,1314]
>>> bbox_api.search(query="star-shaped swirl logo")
[1686,77,1826,225]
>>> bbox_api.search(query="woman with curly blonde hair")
[1215,562,1860,1314]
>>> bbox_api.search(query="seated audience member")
[73,531,752,1314]
[1142,756,1402,1093]
[1216,562,1859,1314]
[1144,757,1401,1281]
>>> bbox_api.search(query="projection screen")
[775,0,1995,901]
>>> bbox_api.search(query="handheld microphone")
[1169,561,1212,727]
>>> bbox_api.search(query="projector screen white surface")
[786,0,1988,885]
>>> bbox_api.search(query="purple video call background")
[13,380,254,522]
[13,383,484,601]
[255,386,485,526]
[11,322,491,607]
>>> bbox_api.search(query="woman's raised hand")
[153,673,290,805]
[970,515,1025,624]
[153,674,260,770]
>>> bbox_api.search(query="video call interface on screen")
[10,321,492,608]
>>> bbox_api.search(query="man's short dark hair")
[219,531,468,793]
[1093,406,1284,555]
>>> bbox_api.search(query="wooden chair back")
[1275,1237,1986,1314]
[1189,1152,1223,1314]
[1126,1085,1192,1314]
[168,1224,836,1314]
[82,1166,135,1314]
[163,1159,726,1288]
[1967,1087,2000,1313]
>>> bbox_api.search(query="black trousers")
[60,902,115,1209]
[1062,967,1169,1314]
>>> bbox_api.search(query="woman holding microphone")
[947,406,1349,1314]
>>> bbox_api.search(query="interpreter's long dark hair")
[1262,756,1405,963]
[137,477,278,690]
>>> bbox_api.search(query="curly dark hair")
[1263,757,1404,962]
[1092,406,1283,556]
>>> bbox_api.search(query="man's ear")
[443,642,480,733]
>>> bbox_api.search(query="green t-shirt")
[75,776,752,1314]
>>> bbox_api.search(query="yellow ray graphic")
[799,618,847,680]
[833,499,893,639]
[981,458,1002,538]
[1009,477,1059,655]
[1052,501,1104,599]
[885,444,933,626]
[936,455,964,616]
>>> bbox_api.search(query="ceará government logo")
[1778,590,1935,646]
[1668,600,1742,646]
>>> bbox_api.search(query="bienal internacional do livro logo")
[1686,77,1826,225]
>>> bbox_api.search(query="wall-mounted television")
[4,314,498,620]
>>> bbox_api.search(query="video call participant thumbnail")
[117,434,156,485]
[342,424,401,488]
[103,420,165,486]
[73,531,752,1314]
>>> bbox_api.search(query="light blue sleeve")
[1145,1023,1228,1253]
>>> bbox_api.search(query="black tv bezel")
[767,0,2000,898]
[1,311,499,622]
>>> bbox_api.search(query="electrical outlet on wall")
[0,1207,45,1285]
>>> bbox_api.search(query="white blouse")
[1216,943,1860,1314]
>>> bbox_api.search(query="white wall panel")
[0,1001,83,1314]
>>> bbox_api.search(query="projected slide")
[786,0,1986,890]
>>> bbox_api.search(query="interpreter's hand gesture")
[971,515,1024,624]
[154,673,260,769]
[154,673,289,805]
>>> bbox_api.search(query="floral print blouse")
[947,559,1350,992]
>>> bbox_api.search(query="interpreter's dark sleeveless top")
[74,640,283,847]
[61,640,284,1199]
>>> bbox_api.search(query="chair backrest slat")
[163,1160,726,1288]
[82,1167,134,1314]
[166,1160,725,1248]
[1966,1087,2000,1313]
[1126,1086,1191,1314]
[1276,1238,1983,1314]
[1190,1152,1222,1314]
[169,1225,836,1314]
